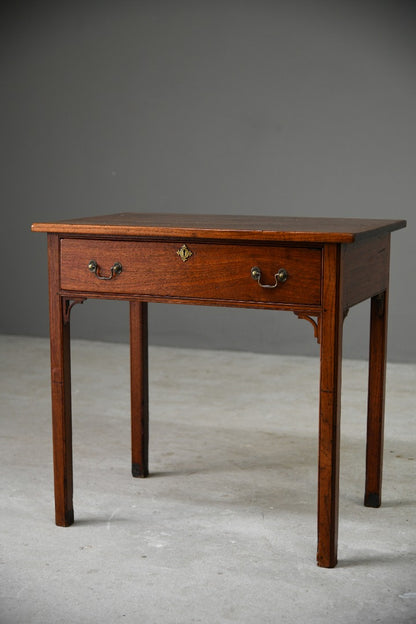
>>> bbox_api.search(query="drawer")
[60,238,322,306]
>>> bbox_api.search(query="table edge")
[31,219,407,244]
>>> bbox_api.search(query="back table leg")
[365,290,388,508]
[130,301,149,478]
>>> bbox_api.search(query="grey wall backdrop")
[1,1,415,361]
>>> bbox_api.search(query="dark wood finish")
[32,213,406,244]
[60,238,322,307]
[365,290,389,507]
[32,214,406,568]
[47,234,74,526]
[130,302,149,478]
[342,233,390,309]
[317,244,344,568]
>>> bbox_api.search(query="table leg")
[48,234,74,526]
[317,245,343,568]
[130,301,149,478]
[365,290,388,507]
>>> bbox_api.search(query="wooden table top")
[31,213,406,243]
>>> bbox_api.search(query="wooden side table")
[32,213,406,567]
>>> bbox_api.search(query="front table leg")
[48,234,74,526]
[130,301,149,478]
[317,245,344,568]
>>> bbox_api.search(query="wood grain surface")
[32,213,406,243]
[60,238,322,306]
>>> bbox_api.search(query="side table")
[32,213,406,567]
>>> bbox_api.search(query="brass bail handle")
[251,266,288,288]
[88,260,123,280]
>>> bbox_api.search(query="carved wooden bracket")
[294,312,321,344]
[63,297,87,324]
[295,306,350,345]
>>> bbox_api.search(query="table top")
[31,213,406,243]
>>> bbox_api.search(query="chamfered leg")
[130,301,149,478]
[47,234,74,526]
[317,244,344,568]
[365,290,388,508]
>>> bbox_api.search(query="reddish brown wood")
[47,234,74,526]
[365,290,389,507]
[31,213,406,244]
[342,233,390,309]
[317,244,344,568]
[130,301,149,478]
[60,238,322,307]
[294,312,321,343]
[63,297,86,323]
[32,214,406,568]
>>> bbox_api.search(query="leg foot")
[132,462,149,478]
[364,492,381,508]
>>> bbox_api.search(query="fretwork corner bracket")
[63,297,87,324]
[294,306,350,345]
[294,312,321,344]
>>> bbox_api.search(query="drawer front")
[60,238,321,306]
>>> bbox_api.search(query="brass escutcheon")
[176,244,193,262]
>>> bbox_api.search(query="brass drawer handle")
[251,266,288,288]
[88,260,123,280]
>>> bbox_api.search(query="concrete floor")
[1,334,415,624]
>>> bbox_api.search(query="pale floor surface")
[1,335,415,624]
